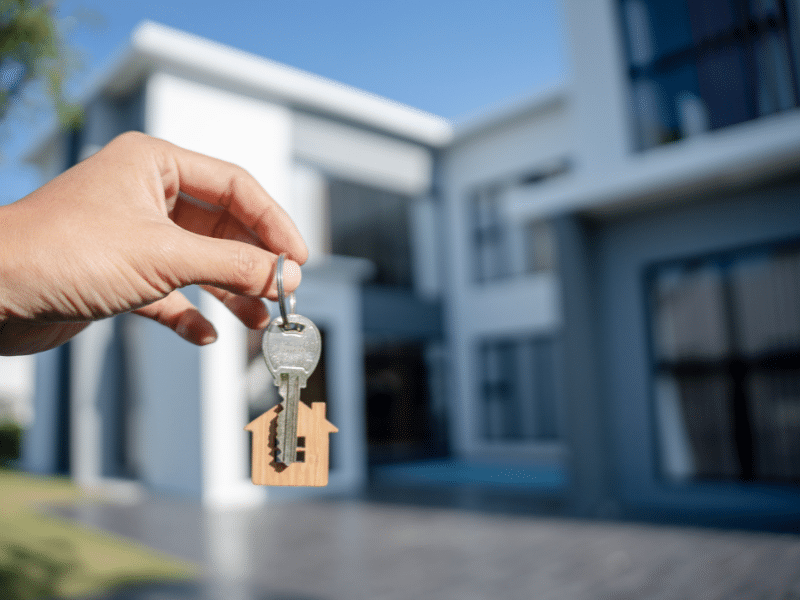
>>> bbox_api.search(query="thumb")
[169,230,302,299]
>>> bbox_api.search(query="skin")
[0,131,307,356]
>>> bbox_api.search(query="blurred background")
[2,0,800,597]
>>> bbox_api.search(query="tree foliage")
[0,0,80,128]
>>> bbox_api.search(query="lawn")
[0,470,198,599]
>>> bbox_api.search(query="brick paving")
[61,495,800,600]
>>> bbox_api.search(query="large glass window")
[328,180,412,287]
[648,241,800,482]
[621,0,800,149]
[479,336,562,442]
[328,179,412,287]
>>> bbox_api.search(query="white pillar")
[200,295,263,507]
[70,319,114,488]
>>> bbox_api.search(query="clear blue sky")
[2,0,566,204]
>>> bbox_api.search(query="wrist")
[0,200,25,322]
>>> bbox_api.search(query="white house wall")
[293,113,433,196]
[145,71,293,203]
[506,107,800,222]
[505,0,800,223]
[291,163,329,261]
[449,100,571,189]
[561,0,632,176]
[442,102,571,459]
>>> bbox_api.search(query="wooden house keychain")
[245,253,337,486]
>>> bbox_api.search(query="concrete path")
[60,495,800,600]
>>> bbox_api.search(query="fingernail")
[200,333,218,345]
[283,259,302,288]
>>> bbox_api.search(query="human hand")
[0,132,307,355]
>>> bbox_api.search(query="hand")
[0,132,307,355]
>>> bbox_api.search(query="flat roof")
[27,21,453,162]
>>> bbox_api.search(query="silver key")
[262,313,321,465]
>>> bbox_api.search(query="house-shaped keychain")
[245,401,338,486]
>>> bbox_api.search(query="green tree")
[0,0,80,128]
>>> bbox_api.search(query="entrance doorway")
[365,343,446,464]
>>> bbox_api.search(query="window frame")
[619,0,800,150]
[475,333,564,445]
[644,236,800,485]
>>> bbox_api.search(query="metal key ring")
[276,253,302,331]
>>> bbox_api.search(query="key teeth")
[275,403,287,465]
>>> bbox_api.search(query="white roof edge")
[505,109,800,222]
[25,21,454,164]
[451,80,570,142]
[135,21,452,145]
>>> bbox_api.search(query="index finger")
[152,136,308,264]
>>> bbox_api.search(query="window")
[648,241,800,482]
[479,337,561,442]
[471,186,558,283]
[328,179,412,287]
[621,0,800,149]
[472,186,509,283]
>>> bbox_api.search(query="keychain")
[245,254,337,486]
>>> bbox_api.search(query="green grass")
[0,470,199,599]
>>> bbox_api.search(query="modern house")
[21,20,450,506]
[20,0,800,528]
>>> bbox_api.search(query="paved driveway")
[60,495,800,600]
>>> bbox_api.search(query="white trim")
[505,108,800,222]
[132,22,451,146]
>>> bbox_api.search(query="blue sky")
[2,0,566,204]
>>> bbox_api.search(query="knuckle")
[112,130,149,148]
[234,244,261,292]
[219,166,251,209]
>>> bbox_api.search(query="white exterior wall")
[442,100,572,460]
[561,0,633,176]
[293,113,433,197]
[145,71,294,506]
[505,0,800,222]
[290,164,329,261]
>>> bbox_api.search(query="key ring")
[276,253,303,331]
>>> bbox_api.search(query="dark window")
[648,241,800,482]
[471,185,509,283]
[621,0,800,149]
[328,179,412,287]
[479,337,562,442]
